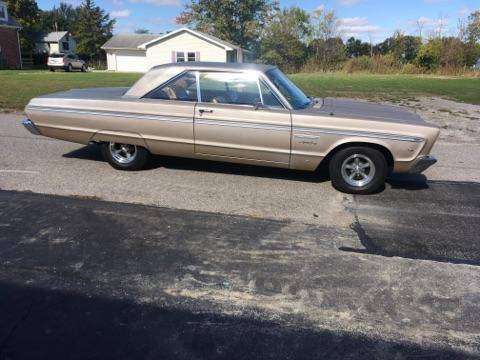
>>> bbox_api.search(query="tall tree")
[39,2,79,34]
[259,7,310,71]
[346,37,370,58]
[308,8,345,70]
[74,0,115,62]
[466,10,480,44]
[176,0,278,52]
[5,0,40,54]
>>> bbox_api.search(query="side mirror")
[254,102,266,110]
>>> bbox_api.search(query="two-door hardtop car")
[23,62,439,194]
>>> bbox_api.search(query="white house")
[35,31,76,55]
[101,27,251,73]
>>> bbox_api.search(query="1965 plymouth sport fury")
[23,62,439,194]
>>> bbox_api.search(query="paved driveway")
[1,113,480,358]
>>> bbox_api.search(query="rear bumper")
[409,155,437,174]
[22,118,41,135]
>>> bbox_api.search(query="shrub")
[343,54,401,74]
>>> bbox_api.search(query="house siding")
[0,27,21,69]
[146,31,227,69]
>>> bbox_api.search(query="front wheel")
[101,142,150,171]
[329,146,388,194]
[81,65,86,72]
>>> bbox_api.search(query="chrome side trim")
[22,118,41,135]
[26,106,193,124]
[294,126,424,143]
[195,118,290,132]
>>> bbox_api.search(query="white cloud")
[111,9,131,18]
[111,0,124,5]
[128,0,180,6]
[338,0,363,6]
[315,4,325,12]
[338,17,381,38]
[338,17,369,26]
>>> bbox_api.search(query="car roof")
[125,62,278,98]
[150,62,277,73]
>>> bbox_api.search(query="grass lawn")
[1,70,479,110]
[0,70,141,110]
[291,72,480,105]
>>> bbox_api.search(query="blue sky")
[37,0,480,43]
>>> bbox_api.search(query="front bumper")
[409,155,437,174]
[22,118,41,135]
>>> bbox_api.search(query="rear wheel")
[101,142,150,171]
[329,146,387,194]
[66,64,72,72]
[81,65,86,72]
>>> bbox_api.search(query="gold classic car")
[23,62,439,194]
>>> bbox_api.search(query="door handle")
[198,109,213,114]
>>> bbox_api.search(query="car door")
[137,71,198,157]
[194,71,291,165]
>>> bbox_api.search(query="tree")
[176,0,278,52]
[346,37,370,58]
[308,8,345,70]
[466,10,480,44]
[134,28,150,34]
[74,0,115,63]
[39,2,79,33]
[5,0,40,54]
[259,7,310,71]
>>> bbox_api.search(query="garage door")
[115,51,148,73]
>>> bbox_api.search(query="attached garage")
[102,28,251,73]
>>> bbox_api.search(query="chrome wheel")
[109,142,138,164]
[341,154,376,187]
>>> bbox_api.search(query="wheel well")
[319,142,394,172]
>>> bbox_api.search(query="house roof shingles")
[42,31,69,42]
[101,34,158,50]
[102,28,247,52]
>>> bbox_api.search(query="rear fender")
[90,130,150,151]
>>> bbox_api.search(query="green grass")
[1,70,479,110]
[290,72,480,105]
[0,70,141,110]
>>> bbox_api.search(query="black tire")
[81,65,86,72]
[49,67,55,72]
[101,142,150,171]
[66,64,72,72]
[329,146,388,194]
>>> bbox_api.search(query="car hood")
[305,97,428,126]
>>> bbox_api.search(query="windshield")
[49,53,65,58]
[266,68,311,110]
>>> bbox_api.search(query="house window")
[176,52,185,62]
[0,4,6,20]
[62,42,70,51]
[187,52,196,62]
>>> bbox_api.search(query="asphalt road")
[1,113,480,358]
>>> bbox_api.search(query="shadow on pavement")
[0,281,472,360]
[341,178,480,266]
[63,144,330,183]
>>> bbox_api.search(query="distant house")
[35,31,76,55]
[101,27,251,73]
[0,0,22,69]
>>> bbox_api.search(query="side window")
[176,52,185,62]
[260,81,283,108]
[199,72,261,106]
[145,72,198,101]
[187,52,196,62]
